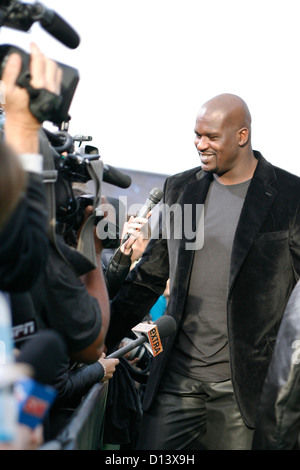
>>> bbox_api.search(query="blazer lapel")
[171,170,212,318]
[180,169,212,249]
[228,152,278,297]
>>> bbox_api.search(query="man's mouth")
[199,153,215,163]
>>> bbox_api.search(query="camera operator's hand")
[79,204,106,255]
[1,42,62,154]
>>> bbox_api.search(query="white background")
[1,0,300,176]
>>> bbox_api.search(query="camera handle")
[77,158,104,268]
[19,79,63,124]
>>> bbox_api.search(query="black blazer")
[107,151,300,428]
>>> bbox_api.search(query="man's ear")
[237,127,249,147]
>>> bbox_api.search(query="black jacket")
[104,247,132,299]
[30,235,102,354]
[252,279,300,449]
[0,172,48,292]
[106,152,300,429]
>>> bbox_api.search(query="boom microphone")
[33,2,80,49]
[59,152,132,189]
[103,164,132,189]
[107,315,176,359]
[0,2,80,49]
[121,186,163,243]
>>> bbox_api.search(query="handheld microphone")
[15,377,57,429]
[107,315,176,359]
[15,330,67,429]
[121,187,163,243]
[136,187,164,219]
[16,330,66,385]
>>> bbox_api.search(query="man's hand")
[120,214,150,255]
[1,43,62,154]
[98,352,119,382]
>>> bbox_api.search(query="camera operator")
[0,45,66,449]
[29,198,110,365]
[0,44,109,365]
[0,140,24,234]
[0,43,61,353]
[0,43,65,346]
[0,44,114,442]
[29,200,118,441]
[0,43,57,292]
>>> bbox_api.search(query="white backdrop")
[1,0,300,176]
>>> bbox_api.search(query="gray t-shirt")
[169,176,251,382]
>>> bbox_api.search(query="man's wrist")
[4,115,40,133]
[4,123,40,154]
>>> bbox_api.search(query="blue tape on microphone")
[15,378,57,429]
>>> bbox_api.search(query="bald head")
[197,93,252,135]
[194,93,256,181]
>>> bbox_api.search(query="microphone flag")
[132,322,163,357]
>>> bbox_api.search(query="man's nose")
[195,136,209,150]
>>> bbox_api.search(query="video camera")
[0,0,132,245]
[0,1,80,125]
[46,129,131,241]
[0,0,80,49]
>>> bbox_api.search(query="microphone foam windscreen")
[149,187,164,204]
[154,315,176,338]
[16,330,67,385]
[40,14,80,49]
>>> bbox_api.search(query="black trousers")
[137,368,254,450]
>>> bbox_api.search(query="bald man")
[105,93,300,450]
